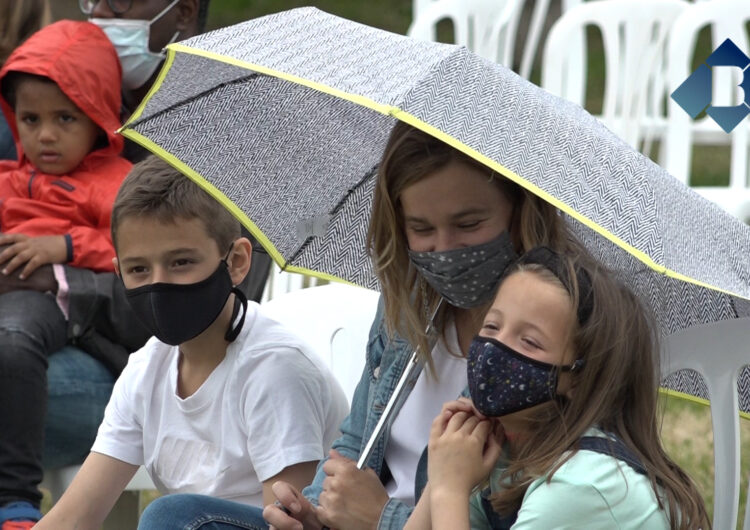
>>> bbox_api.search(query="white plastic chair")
[661,317,750,530]
[542,0,688,150]
[41,466,155,530]
[506,0,583,80]
[412,0,432,18]
[260,263,323,303]
[662,0,750,222]
[261,283,380,403]
[410,0,581,79]
[407,0,522,65]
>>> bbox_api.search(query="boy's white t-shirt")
[92,301,349,507]
[384,321,467,505]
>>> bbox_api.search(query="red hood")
[0,20,123,168]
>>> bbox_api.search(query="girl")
[406,247,709,530]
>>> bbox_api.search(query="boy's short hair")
[1,71,54,108]
[112,155,240,253]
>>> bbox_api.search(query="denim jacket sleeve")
[301,295,416,529]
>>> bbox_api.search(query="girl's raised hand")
[437,398,487,423]
[427,402,503,496]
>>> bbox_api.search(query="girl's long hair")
[0,0,52,67]
[489,255,710,530]
[367,121,584,360]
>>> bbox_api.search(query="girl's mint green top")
[469,429,670,529]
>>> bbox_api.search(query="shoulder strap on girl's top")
[578,433,648,476]
[480,489,517,530]
[480,432,647,528]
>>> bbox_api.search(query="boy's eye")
[128,265,148,275]
[172,258,193,267]
[20,114,38,124]
[59,114,76,124]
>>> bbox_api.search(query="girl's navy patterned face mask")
[467,336,584,417]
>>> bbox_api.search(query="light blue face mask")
[91,0,180,90]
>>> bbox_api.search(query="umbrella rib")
[287,163,379,265]
[127,73,262,129]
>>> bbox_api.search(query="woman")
[139,121,586,530]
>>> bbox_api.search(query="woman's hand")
[317,449,390,530]
[427,401,503,496]
[263,481,323,530]
[0,234,67,279]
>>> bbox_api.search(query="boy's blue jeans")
[138,494,269,530]
[0,290,114,508]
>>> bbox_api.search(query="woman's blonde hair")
[488,253,710,530]
[366,121,583,359]
[0,0,52,66]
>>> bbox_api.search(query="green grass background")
[48,1,749,526]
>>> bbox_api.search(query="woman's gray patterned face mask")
[408,232,516,308]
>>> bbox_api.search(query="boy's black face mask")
[124,259,245,346]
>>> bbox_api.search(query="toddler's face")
[14,78,100,175]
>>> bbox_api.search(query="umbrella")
[120,7,750,423]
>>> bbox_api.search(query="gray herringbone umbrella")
[121,7,750,412]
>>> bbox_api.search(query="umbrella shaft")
[357,300,442,469]
[357,350,424,469]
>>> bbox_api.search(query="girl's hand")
[0,234,67,279]
[427,403,504,496]
[317,449,389,530]
[441,397,488,421]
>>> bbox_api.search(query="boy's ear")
[228,237,252,286]
[112,257,120,276]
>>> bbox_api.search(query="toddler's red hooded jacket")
[0,20,131,272]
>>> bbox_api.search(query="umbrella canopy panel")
[130,54,394,288]
[124,7,750,411]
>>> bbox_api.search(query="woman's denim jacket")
[301,296,430,529]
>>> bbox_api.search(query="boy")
[0,20,133,528]
[36,155,349,528]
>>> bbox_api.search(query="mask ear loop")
[547,357,585,399]
[150,0,181,25]
[147,0,181,57]
[225,287,247,342]
[222,240,247,342]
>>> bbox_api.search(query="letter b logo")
[671,38,750,133]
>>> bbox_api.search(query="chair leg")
[102,490,141,530]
